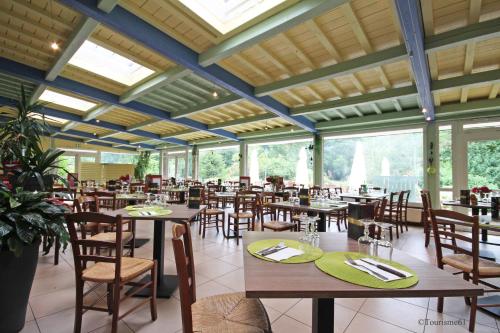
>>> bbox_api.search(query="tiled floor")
[22,218,500,333]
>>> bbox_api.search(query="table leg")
[179,192,186,204]
[129,219,178,298]
[318,212,327,232]
[312,298,334,333]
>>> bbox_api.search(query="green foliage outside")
[199,148,239,181]
[467,140,500,188]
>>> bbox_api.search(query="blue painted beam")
[57,0,316,133]
[0,57,238,141]
[395,0,435,120]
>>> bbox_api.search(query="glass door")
[164,151,188,180]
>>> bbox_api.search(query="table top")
[162,188,189,192]
[106,204,205,222]
[339,192,388,200]
[116,193,148,200]
[267,200,348,213]
[442,200,492,209]
[243,232,483,299]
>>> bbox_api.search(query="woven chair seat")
[192,292,271,333]
[82,257,153,283]
[442,254,500,276]
[89,231,133,243]
[229,212,254,219]
[262,221,295,231]
[205,208,224,215]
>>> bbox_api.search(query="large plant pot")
[0,241,40,333]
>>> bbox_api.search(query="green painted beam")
[425,17,500,53]
[255,45,407,96]
[189,137,231,146]
[120,66,192,103]
[126,119,160,131]
[436,97,500,115]
[98,132,118,139]
[198,0,349,66]
[46,18,98,81]
[171,95,243,119]
[237,126,305,139]
[83,104,115,121]
[315,109,423,130]
[161,129,194,139]
[29,84,46,104]
[291,85,418,116]
[432,70,500,92]
[208,113,277,129]
[97,0,119,13]
[61,121,78,132]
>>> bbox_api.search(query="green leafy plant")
[134,151,151,181]
[0,184,69,256]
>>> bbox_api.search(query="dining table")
[266,200,348,232]
[106,204,205,298]
[339,192,388,202]
[442,200,493,241]
[243,232,484,333]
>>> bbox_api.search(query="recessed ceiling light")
[50,41,60,50]
[422,108,427,113]
[212,91,218,98]
[95,119,100,123]
[426,116,431,121]
[93,132,97,136]
[68,40,155,86]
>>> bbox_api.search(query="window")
[145,153,160,175]
[467,140,500,189]
[248,139,313,186]
[439,125,453,201]
[323,129,424,202]
[179,0,286,34]
[57,155,75,178]
[80,156,96,163]
[101,152,137,164]
[39,89,97,111]
[199,146,239,182]
[69,40,155,86]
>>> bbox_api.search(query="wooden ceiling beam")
[120,66,192,103]
[305,19,342,62]
[208,113,277,129]
[171,95,243,119]
[489,84,500,99]
[279,33,316,70]
[198,0,349,66]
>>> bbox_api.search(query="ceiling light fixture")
[422,108,427,113]
[95,119,100,123]
[50,41,60,51]
[212,90,218,98]
[426,116,431,121]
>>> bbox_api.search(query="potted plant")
[0,86,70,332]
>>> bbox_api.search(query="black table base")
[128,274,178,298]
[312,298,334,333]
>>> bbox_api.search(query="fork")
[344,254,388,281]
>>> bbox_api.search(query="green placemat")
[315,252,419,289]
[127,206,173,217]
[247,239,323,264]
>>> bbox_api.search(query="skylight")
[39,89,97,111]
[68,41,155,86]
[179,0,286,34]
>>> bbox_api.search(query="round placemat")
[315,252,419,289]
[247,239,323,264]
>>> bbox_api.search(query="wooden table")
[267,201,348,232]
[243,232,483,333]
[442,200,493,241]
[339,192,387,202]
[106,204,205,298]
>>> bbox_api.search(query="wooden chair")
[172,223,271,332]
[400,190,411,232]
[259,191,277,222]
[383,191,404,240]
[421,190,433,247]
[66,212,157,333]
[227,191,258,245]
[309,186,321,197]
[328,207,347,232]
[199,188,225,238]
[429,209,500,332]
[258,192,296,232]
[206,184,221,209]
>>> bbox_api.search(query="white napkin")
[265,247,304,261]
[345,258,412,282]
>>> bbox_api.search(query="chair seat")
[442,254,500,276]
[89,231,133,243]
[205,208,224,215]
[192,292,271,333]
[229,212,254,219]
[82,257,154,283]
[262,221,295,231]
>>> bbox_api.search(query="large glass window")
[80,156,96,163]
[199,146,239,182]
[101,152,137,164]
[248,139,313,186]
[145,152,160,175]
[57,155,75,178]
[467,140,500,189]
[323,129,424,202]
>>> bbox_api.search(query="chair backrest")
[309,186,321,196]
[66,212,124,276]
[333,187,342,194]
[74,195,100,213]
[402,190,410,209]
[171,223,196,333]
[421,190,432,223]
[429,209,479,273]
[375,198,388,222]
[91,191,117,210]
[235,191,258,213]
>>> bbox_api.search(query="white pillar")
[313,134,323,187]
[239,142,248,177]
[192,145,199,181]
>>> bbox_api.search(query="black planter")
[0,241,40,333]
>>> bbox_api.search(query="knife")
[360,259,406,278]
[257,244,286,256]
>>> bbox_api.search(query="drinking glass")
[357,219,374,255]
[145,193,152,205]
[375,223,393,261]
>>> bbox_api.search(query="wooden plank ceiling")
[0,0,499,152]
